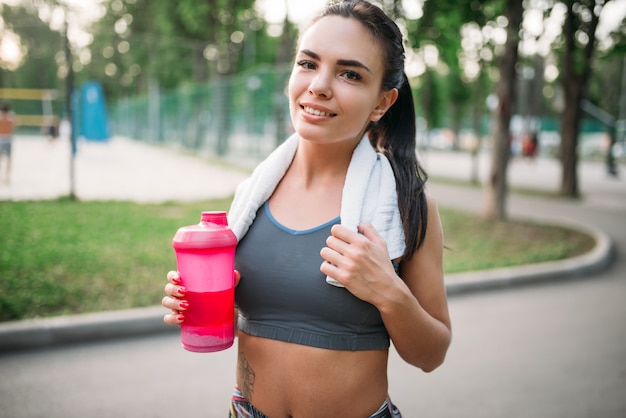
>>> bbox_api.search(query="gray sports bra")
[235,202,390,351]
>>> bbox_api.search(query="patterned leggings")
[229,386,402,417]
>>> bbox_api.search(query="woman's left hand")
[320,223,399,303]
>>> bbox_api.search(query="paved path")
[0,135,625,417]
[0,135,249,202]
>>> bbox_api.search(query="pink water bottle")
[172,211,237,353]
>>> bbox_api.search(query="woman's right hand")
[162,271,188,325]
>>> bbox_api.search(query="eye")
[341,70,362,81]
[296,60,316,70]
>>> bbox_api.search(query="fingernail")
[177,287,187,295]
[179,301,189,310]
[177,314,185,322]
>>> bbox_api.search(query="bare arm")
[320,194,451,372]
[377,195,451,370]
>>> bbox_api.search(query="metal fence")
[108,64,619,163]
[109,64,292,165]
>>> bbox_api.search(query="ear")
[370,88,399,122]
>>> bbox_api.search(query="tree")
[484,0,523,220]
[83,0,264,100]
[0,3,62,90]
[408,1,484,144]
[559,0,609,196]
[0,2,66,124]
[589,39,626,174]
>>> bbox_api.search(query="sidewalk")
[0,135,249,202]
[0,135,621,351]
[1,134,623,205]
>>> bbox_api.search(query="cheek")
[287,79,301,114]
[287,75,296,100]
[347,96,379,124]
[288,70,307,98]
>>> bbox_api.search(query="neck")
[291,136,362,189]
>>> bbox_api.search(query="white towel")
[228,133,406,286]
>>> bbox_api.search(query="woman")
[162,1,451,416]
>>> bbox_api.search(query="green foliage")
[588,55,624,119]
[80,0,281,101]
[414,70,447,127]
[3,0,625,135]
[0,3,62,90]
[0,199,596,322]
[407,0,500,134]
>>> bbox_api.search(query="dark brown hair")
[315,0,428,258]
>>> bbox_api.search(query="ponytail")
[368,73,428,259]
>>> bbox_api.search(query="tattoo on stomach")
[238,352,256,400]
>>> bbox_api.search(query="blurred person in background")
[162,1,451,416]
[0,101,16,183]
[47,115,60,143]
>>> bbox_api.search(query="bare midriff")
[236,331,389,418]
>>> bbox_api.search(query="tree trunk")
[559,0,601,197]
[483,0,523,220]
[470,73,484,184]
[559,77,582,196]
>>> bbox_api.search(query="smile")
[302,106,336,117]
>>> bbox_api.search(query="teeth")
[304,106,334,117]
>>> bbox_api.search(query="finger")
[326,224,365,256]
[320,260,345,284]
[234,270,241,287]
[167,270,181,285]
[320,246,343,266]
[161,294,186,325]
[325,234,351,256]
[330,224,359,242]
[357,223,391,259]
[164,282,187,298]
[357,222,384,243]
[163,311,184,326]
[161,295,188,311]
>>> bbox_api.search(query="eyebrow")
[299,49,373,74]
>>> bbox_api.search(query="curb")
[0,220,614,354]
[445,217,615,294]
[0,306,177,353]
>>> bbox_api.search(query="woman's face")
[288,15,397,145]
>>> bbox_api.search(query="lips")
[302,105,337,117]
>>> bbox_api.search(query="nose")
[308,73,332,99]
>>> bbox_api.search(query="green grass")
[0,198,232,321]
[0,198,596,322]
[441,208,595,273]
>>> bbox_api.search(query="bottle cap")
[172,211,237,250]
